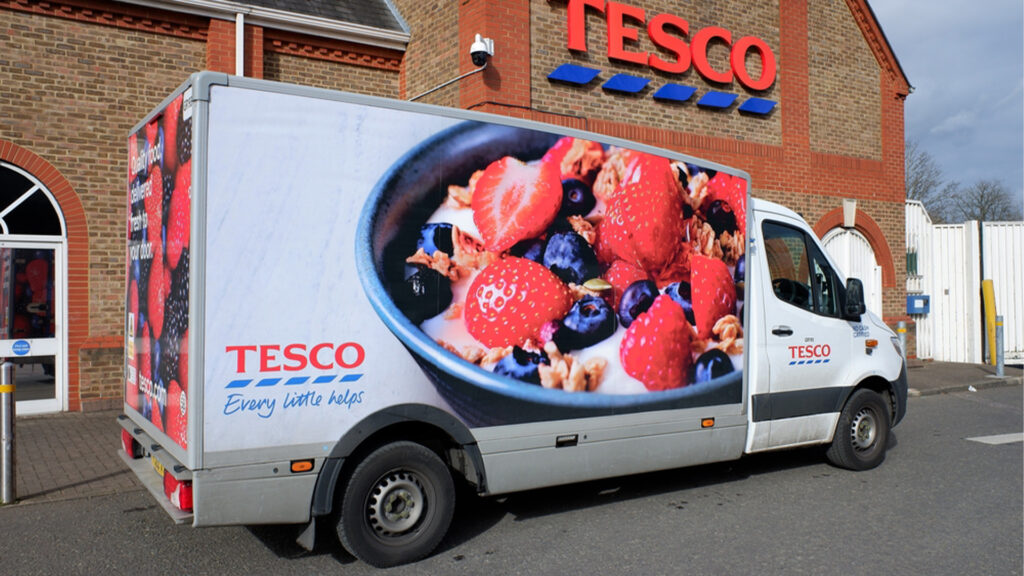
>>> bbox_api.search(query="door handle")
[771,326,793,336]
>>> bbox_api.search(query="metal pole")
[995,315,1005,377]
[896,321,908,363]
[1,362,15,504]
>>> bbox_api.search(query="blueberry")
[494,346,549,385]
[510,237,547,263]
[416,223,454,256]
[664,282,696,326]
[554,295,617,350]
[558,178,596,217]
[543,231,599,285]
[735,253,746,300]
[706,199,737,237]
[691,349,734,384]
[734,254,745,283]
[618,280,658,328]
[392,267,452,324]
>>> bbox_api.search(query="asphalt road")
[2,386,1021,576]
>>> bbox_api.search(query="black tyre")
[337,441,455,567]
[826,389,891,470]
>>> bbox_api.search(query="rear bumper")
[118,414,194,525]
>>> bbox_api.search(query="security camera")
[470,34,494,67]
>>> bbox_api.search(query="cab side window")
[762,221,842,318]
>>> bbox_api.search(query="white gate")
[982,222,1024,360]
[906,200,1024,362]
[822,227,883,317]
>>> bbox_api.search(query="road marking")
[966,433,1024,445]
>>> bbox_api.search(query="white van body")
[120,72,906,567]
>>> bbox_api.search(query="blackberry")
[177,115,193,165]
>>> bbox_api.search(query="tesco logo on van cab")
[788,344,832,366]
[560,0,778,91]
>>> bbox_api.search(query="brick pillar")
[206,18,235,73]
[458,0,532,113]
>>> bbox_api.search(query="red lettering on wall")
[647,13,689,74]
[566,0,605,52]
[606,1,647,65]
[730,36,777,91]
[556,0,777,91]
[691,26,732,84]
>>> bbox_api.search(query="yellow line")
[0,385,14,393]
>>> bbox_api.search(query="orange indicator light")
[291,459,314,473]
[701,418,715,428]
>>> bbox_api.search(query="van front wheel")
[826,389,890,471]
[336,441,455,567]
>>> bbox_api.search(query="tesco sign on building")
[549,0,778,111]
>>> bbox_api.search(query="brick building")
[0,0,909,413]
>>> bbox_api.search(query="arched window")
[0,161,66,236]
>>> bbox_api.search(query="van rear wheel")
[336,441,455,568]
[826,389,890,471]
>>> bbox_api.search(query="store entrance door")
[0,241,63,413]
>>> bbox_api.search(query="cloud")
[930,110,976,136]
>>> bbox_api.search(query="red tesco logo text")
[226,343,365,373]
[563,0,777,91]
[788,344,832,360]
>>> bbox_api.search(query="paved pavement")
[1,360,1021,507]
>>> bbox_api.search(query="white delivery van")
[120,72,907,567]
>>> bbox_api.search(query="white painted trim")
[118,0,410,51]
[235,12,244,76]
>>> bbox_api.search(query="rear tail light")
[121,429,142,459]
[163,473,193,512]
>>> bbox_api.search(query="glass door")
[0,240,63,414]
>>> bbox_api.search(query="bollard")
[1,362,15,504]
[995,316,1004,377]
[896,321,907,363]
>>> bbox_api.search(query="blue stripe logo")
[548,64,776,115]
[788,359,831,366]
[226,373,362,388]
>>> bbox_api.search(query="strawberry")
[691,253,737,339]
[600,179,685,273]
[464,257,572,348]
[165,379,187,449]
[653,242,693,288]
[166,160,190,270]
[602,259,649,309]
[162,95,181,175]
[620,294,693,391]
[704,172,747,232]
[541,137,605,184]
[472,156,562,252]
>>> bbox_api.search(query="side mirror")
[845,278,866,319]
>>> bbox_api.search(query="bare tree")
[943,179,1021,222]
[905,140,943,202]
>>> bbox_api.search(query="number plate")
[151,455,165,477]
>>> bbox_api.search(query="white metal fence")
[906,200,1024,362]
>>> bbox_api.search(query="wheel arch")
[309,404,484,517]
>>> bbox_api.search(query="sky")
[870,0,1024,218]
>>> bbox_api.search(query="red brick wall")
[393,0,460,105]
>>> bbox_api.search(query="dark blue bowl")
[356,120,742,427]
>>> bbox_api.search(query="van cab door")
[755,217,853,448]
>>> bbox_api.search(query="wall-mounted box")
[907,294,930,315]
